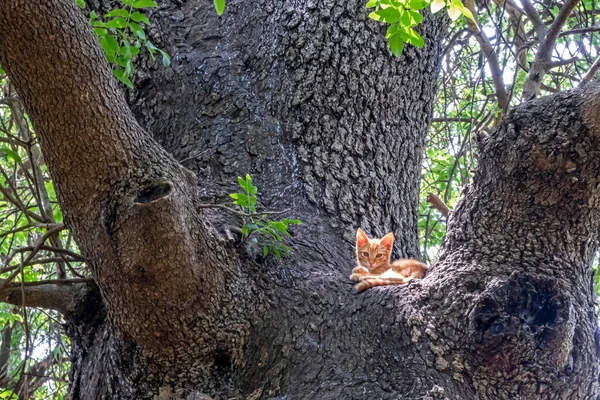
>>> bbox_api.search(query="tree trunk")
[0,0,599,399]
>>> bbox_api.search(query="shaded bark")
[0,0,599,399]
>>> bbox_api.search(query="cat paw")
[352,266,368,273]
[350,273,361,282]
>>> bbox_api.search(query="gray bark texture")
[0,0,599,399]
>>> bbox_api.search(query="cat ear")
[356,228,369,247]
[380,232,394,250]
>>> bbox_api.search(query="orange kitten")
[350,228,427,292]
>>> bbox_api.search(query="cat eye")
[362,252,369,257]
[376,254,383,258]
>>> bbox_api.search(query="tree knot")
[468,272,574,372]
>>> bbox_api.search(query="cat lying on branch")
[350,228,427,292]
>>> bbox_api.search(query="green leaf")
[0,390,17,399]
[130,11,151,24]
[145,40,158,51]
[160,50,171,67]
[374,6,401,24]
[407,10,423,25]
[105,9,130,18]
[408,0,428,9]
[245,175,258,195]
[238,176,248,192]
[451,0,475,21]
[386,24,399,38]
[388,34,405,57]
[76,0,86,9]
[133,0,158,8]
[263,245,269,257]
[112,68,133,88]
[105,17,128,29]
[99,35,119,61]
[94,27,108,36]
[365,0,378,7]
[91,20,106,28]
[0,66,4,75]
[406,27,424,48]
[130,22,146,40]
[214,0,225,15]
[0,148,22,164]
[273,246,281,259]
[241,226,249,236]
[230,193,248,206]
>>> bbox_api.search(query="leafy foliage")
[417,0,600,264]
[77,0,170,88]
[0,73,80,398]
[231,175,301,258]
[366,0,474,57]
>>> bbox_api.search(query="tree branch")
[464,0,510,112]
[521,0,582,99]
[14,350,56,399]
[426,193,450,218]
[0,0,246,367]
[579,55,600,87]
[0,279,96,315]
[0,323,12,387]
[543,0,582,55]
[520,0,547,39]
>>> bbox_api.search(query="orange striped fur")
[350,228,427,293]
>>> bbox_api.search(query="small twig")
[579,55,600,86]
[426,193,451,218]
[180,149,209,163]
[431,117,474,123]
[548,56,579,68]
[197,203,291,218]
[464,0,510,112]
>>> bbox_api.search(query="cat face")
[356,228,393,271]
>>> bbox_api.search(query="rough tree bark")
[0,0,598,399]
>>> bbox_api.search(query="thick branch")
[0,0,249,373]
[0,280,97,315]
